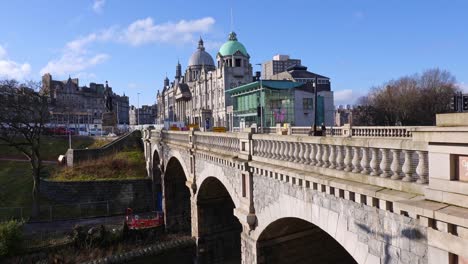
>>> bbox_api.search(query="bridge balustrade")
[351,126,415,138]
[163,130,189,144]
[234,126,416,138]
[193,131,241,154]
[252,134,429,185]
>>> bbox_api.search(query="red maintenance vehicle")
[125,208,164,230]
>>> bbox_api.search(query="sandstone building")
[41,73,129,125]
[157,32,253,129]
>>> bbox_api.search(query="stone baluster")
[352,147,361,173]
[380,149,391,177]
[260,139,271,157]
[256,140,263,157]
[309,144,317,166]
[292,142,300,162]
[402,150,416,182]
[297,142,305,163]
[416,151,429,184]
[303,143,310,164]
[263,140,269,157]
[271,140,278,159]
[369,148,380,176]
[253,140,258,156]
[278,141,285,160]
[274,140,283,160]
[328,145,336,169]
[275,140,284,160]
[315,144,323,167]
[322,144,330,167]
[335,145,344,170]
[264,140,270,158]
[281,141,289,161]
[390,149,402,180]
[344,146,352,172]
[360,148,370,174]
[288,142,295,161]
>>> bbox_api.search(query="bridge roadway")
[142,125,468,264]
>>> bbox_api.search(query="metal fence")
[0,198,146,222]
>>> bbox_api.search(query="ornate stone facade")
[157,32,253,129]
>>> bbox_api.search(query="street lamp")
[255,63,263,133]
[137,92,140,126]
[313,76,318,136]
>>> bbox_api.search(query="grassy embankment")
[0,135,144,210]
[48,150,146,181]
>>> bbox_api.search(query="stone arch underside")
[256,217,357,264]
[197,176,242,264]
[195,162,242,210]
[152,148,162,211]
[164,156,191,234]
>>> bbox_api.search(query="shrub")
[0,220,24,257]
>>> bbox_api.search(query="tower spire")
[198,37,205,51]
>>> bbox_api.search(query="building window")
[235,58,242,67]
[303,98,313,110]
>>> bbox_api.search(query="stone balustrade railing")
[351,126,415,138]
[145,128,429,186]
[193,131,241,154]
[251,134,429,186]
[232,126,415,138]
[163,130,189,144]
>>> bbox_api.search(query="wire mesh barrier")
[0,199,143,222]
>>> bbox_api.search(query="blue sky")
[0,0,467,107]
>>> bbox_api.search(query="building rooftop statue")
[188,37,215,67]
[218,31,249,57]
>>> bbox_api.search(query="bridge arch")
[151,149,162,211]
[164,156,191,234]
[196,176,242,264]
[256,217,357,264]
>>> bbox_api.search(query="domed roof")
[188,38,215,67]
[218,32,248,57]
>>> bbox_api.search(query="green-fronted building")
[226,80,333,128]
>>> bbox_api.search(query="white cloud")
[92,0,105,13]
[0,45,31,80]
[40,52,109,76]
[334,89,356,106]
[40,29,113,77]
[120,17,215,46]
[40,16,215,77]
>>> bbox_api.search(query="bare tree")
[0,80,50,218]
[353,68,458,126]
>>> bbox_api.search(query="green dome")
[218,32,248,57]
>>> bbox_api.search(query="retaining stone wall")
[40,178,153,211]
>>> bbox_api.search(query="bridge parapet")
[193,131,241,154]
[237,125,419,138]
[251,134,429,193]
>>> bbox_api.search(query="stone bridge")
[142,121,468,264]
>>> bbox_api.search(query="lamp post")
[137,92,140,126]
[255,63,263,133]
[313,76,318,136]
